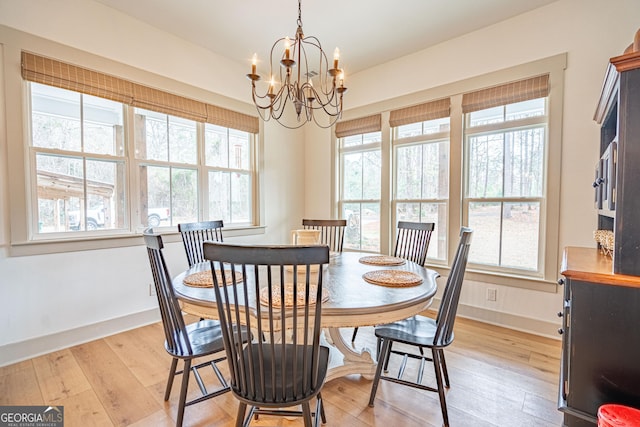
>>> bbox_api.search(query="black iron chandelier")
[246,0,347,129]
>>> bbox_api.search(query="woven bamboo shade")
[21,51,258,133]
[389,98,450,127]
[335,114,381,138]
[462,74,550,114]
[131,84,207,122]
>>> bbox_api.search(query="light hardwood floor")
[0,315,562,426]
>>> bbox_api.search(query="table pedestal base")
[324,328,376,382]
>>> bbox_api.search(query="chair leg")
[318,393,326,424]
[301,401,313,427]
[376,338,393,372]
[236,402,247,427]
[176,359,191,427]
[165,357,179,401]
[351,327,359,342]
[383,341,394,372]
[432,350,450,427]
[368,338,392,407]
[439,349,450,388]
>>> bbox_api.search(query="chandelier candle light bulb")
[268,77,275,97]
[307,79,315,101]
[284,37,291,60]
[246,0,347,129]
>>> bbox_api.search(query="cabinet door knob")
[558,328,564,335]
[557,278,565,286]
[557,311,563,317]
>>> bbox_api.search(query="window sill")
[8,225,267,257]
[427,263,560,293]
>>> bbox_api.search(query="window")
[30,83,127,233]
[391,99,451,261]
[336,115,382,252]
[134,108,198,227]
[205,124,253,224]
[462,76,549,276]
[464,100,546,272]
[21,52,259,239]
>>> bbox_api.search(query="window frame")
[5,44,263,256]
[392,122,451,264]
[25,82,255,241]
[337,131,383,253]
[463,111,549,277]
[202,123,256,226]
[27,83,131,238]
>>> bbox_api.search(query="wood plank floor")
[0,315,562,426]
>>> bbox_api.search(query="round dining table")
[172,251,439,382]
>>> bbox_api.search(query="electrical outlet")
[486,288,497,301]
[149,283,156,297]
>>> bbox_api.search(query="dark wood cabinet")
[593,50,640,276]
[558,44,640,426]
[558,247,640,426]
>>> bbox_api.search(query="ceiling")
[94,0,559,75]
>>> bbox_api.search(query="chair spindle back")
[434,227,473,347]
[393,221,435,266]
[204,242,330,405]
[144,230,192,356]
[178,220,224,267]
[302,219,347,253]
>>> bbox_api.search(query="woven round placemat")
[359,255,406,266]
[259,284,329,307]
[183,269,243,288]
[362,270,423,287]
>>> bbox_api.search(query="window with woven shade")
[336,114,382,252]
[462,74,550,274]
[332,54,564,287]
[391,98,451,261]
[21,51,259,235]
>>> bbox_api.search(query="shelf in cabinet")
[598,209,615,218]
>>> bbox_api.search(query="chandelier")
[246,0,347,129]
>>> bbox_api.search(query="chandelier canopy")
[246,0,347,129]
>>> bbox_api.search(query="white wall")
[303,125,334,218]
[305,0,640,337]
[0,0,248,103]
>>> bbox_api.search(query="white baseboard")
[432,299,562,340]
[0,308,160,367]
[1,301,562,368]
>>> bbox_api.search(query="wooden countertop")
[561,246,640,288]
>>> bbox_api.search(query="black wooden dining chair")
[178,220,224,267]
[144,229,249,427]
[203,241,330,427]
[394,221,436,266]
[368,227,473,427]
[302,219,347,253]
[351,221,436,342]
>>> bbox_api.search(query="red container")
[598,404,640,427]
